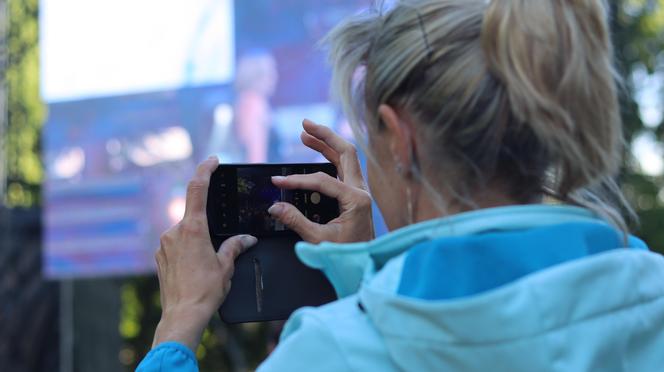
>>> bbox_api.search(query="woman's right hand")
[268,119,374,243]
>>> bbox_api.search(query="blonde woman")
[234,52,279,163]
[139,0,664,370]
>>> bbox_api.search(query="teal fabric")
[137,205,664,371]
[136,341,197,372]
[262,205,664,371]
[398,222,646,300]
[294,205,607,298]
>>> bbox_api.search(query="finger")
[158,229,172,263]
[217,234,258,279]
[302,119,351,154]
[302,119,364,189]
[271,172,346,200]
[300,131,344,180]
[267,202,325,243]
[154,248,166,308]
[155,245,167,267]
[184,156,219,218]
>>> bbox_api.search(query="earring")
[406,184,414,225]
[396,162,414,224]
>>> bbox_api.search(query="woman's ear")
[378,104,415,176]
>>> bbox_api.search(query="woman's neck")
[413,186,536,224]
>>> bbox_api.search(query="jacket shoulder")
[258,295,397,372]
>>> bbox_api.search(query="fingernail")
[267,204,283,215]
[208,155,219,163]
[240,235,258,248]
[271,176,286,182]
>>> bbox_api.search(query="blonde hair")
[235,52,278,94]
[324,0,634,230]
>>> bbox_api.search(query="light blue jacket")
[137,205,664,371]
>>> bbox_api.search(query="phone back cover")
[215,235,337,323]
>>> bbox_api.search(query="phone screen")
[207,163,338,237]
[236,166,293,233]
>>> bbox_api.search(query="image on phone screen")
[207,163,338,238]
[236,166,292,233]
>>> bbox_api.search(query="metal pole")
[59,280,75,372]
[0,0,8,204]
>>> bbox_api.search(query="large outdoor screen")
[41,0,374,278]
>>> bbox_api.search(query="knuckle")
[283,174,296,184]
[219,246,235,261]
[159,232,172,246]
[314,171,328,182]
[283,209,299,228]
[180,218,206,235]
[196,160,211,173]
[345,144,358,157]
[187,178,208,193]
[356,191,373,208]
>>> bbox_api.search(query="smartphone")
[206,163,339,323]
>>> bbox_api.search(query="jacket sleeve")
[136,342,198,372]
[257,309,351,372]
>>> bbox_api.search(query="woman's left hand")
[152,156,258,352]
[269,120,374,244]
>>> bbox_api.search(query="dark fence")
[0,207,59,371]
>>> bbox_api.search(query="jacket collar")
[296,205,605,297]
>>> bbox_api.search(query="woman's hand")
[268,119,374,243]
[152,156,258,352]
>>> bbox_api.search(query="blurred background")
[0,0,662,371]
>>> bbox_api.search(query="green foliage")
[119,283,144,339]
[5,0,44,207]
[118,276,273,371]
[612,0,664,254]
[617,0,664,73]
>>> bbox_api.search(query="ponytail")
[482,0,622,196]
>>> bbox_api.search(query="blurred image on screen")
[41,0,370,278]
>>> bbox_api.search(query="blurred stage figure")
[234,51,281,163]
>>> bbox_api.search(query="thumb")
[267,202,324,243]
[217,234,257,263]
